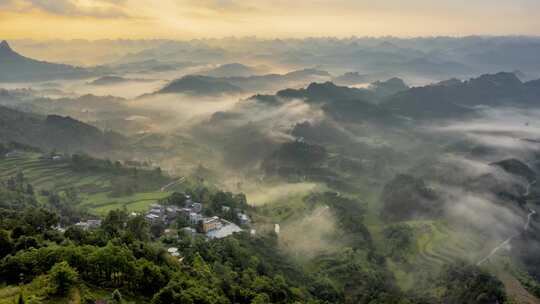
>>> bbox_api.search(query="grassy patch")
[0,153,171,215]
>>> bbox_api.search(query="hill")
[220,68,332,92]
[0,105,125,154]
[250,81,395,123]
[199,63,268,77]
[277,81,376,103]
[88,76,131,85]
[370,77,409,98]
[380,174,443,221]
[491,159,537,183]
[157,75,243,96]
[381,72,540,119]
[0,41,90,82]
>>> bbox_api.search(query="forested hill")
[0,105,126,154]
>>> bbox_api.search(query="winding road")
[160,177,185,192]
[477,180,537,266]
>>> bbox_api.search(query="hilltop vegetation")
[0,175,511,304]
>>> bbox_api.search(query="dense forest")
[0,169,510,304]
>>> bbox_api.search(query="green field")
[0,153,173,215]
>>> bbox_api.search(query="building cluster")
[4,150,19,158]
[144,194,250,240]
[203,216,243,239]
[74,219,102,230]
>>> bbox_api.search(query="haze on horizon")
[1,0,540,40]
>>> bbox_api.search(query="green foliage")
[0,229,12,258]
[70,153,170,197]
[17,292,25,304]
[48,261,79,295]
[126,214,150,241]
[310,248,401,303]
[383,224,414,262]
[263,141,328,178]
[305,192,372,249]
[111,289,123,304]
[380,174,443,221]
[441,262,506,304]
[102,209,128,237]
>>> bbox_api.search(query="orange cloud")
[1,0,540,39]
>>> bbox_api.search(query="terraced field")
[413,221,480,266]
[0,152,173,215]
[388,220,484,290]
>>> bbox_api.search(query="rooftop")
[206,222,242,239]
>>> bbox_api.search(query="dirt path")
[477,180,537,266]
[160,176,185,192]
[69,287,81,304]
[496,270,540,304]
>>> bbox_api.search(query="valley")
[1,36,540,304]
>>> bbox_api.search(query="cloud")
[4,0,130,18]
[278,206,340,259]
[443,188,525,241]
[3,0,540,39]
[427,107,540,160]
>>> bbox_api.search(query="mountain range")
[0,41,91,82]
[155,68,332,95]
[249,72,540,122]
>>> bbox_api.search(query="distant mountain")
[88,76,131,85]
[200,63,268,77]
[370,77,409,98]
[333,72,373,86]
[251,81,394,123]
[247,72,540,123]
[157,69,332,96]
[276,81,375,103]
[222,68,332,93]
[157,75,243,96]
[464,41,540,72]
[491,159,537,183]
[0,40,91,82]
[88,76,153,86]
[110,59,199,74]
[0,105,124,153]
[381,72,540,119]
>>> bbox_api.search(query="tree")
[150,222,165,239]
[0,229,12,258]
[441,262,507,304]
[111,289,123,304]
[102,209,128,237]
[17,293,25,304]
[126,215,149,241]
[48,261,79,295]
[13,236,39,251]
[25,184,34,196]
[168,192,187,206]
[251,293,271,304]
[23,208,59,233]
[65,226,87,245]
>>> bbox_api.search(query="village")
[74,193,251,243]
[144,194,250,239]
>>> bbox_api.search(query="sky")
[1,0,540,40]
